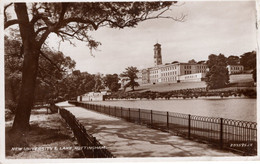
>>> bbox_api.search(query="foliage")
[103,74,121,92]
[110,82,121,92]
[205,54,229,89]
[58,71,96,99]
[4,35,76,105]
[106,87,257,100]
[242,89,256,98]
[93,74,105,92]
[197,60,206,64]
[240,51,256,70]
[207,53,227,68]
[35,50,76,102]
[121,66,139,91]
[227,55,240,65]
[4,35,23,113]
[188,59,196,64]
[171,61,179,64]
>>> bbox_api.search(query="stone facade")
[138,43,208,85]
[154,43,162,66]
[227,65,244,74]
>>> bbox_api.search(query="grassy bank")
[5,108,84,159]
[116,74,255,100]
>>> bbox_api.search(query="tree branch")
[30,15,42,25]
[61,18,99,30]
[4,19,19,29]
[37,30,51,47]
[35,27,48,36]
[39,50,62,72]
[58,3,69,23]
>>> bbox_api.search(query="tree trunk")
[12,3,39,133]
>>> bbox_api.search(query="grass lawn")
[124,74,254,93]
[5,108,84,159]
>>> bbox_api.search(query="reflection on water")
[88,98,256,122]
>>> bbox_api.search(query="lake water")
[87,97,257,122]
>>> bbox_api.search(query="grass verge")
[5,108,84,159]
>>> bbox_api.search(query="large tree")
[93,74,105,92]
[59,71,96,99]
[240,51,256,70]
[227,55,240,65]
[103,74,121,92]
[5,35,75,112]
[205,54,229,89]
[4,2,183,134]
[121,66,140,91]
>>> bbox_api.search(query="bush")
[242,89,256,98]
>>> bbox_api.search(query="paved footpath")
[56,101,238,157]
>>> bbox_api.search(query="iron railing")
[69,101,257,156]
[57,106,114,158]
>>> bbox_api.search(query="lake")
[87,97,256,122]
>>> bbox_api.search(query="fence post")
[151,110,153,127]
[220,118,223,149]
[108,106,110,115]
[128,108,131,121]
[139,109,141,124]
[114,106,116,117]
[188,114,191,139]
[167,112,169,130]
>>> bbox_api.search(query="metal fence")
[69,101,257,156]
[57,106,114,158]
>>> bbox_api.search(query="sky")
[44,1,257,75]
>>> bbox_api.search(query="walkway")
[56,101,238,157]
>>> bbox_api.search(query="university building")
[227,65,244,74]
[137,43,208,85]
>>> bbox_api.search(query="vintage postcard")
[1,0,259,163]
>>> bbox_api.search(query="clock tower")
[154,43,162,66]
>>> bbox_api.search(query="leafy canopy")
[205,54,229,89]
[103,74,121,92]
[121,66,140,91]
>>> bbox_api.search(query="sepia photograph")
[1,0,259,162]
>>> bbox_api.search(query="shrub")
[242,89,256,98]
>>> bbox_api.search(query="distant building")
[77,91,110,102]
[139,43,208,84]
[227,65,244,74]
[136,71,143,85]
[179,73,206,82]
[141,69,150,84]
